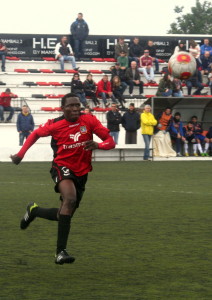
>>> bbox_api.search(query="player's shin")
[33,207,59,221]
[56,214,71,254]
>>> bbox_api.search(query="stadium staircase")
[0,58,211,162]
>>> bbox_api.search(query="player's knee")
[63,195,77,210]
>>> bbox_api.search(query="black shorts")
[50,162,88,207]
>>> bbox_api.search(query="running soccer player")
[10,93,115,265]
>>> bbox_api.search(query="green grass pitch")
[0,161,211,300]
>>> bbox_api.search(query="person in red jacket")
[10,93,115,265]
[96,75,117,107]
[0,88,17,122]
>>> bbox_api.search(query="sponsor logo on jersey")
[80,126,87,134]
[69,132,81,142]
[63,141,86,149]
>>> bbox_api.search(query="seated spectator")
[106,103,122,144]
[0,41,7,72]
[140,104,157,160]
[111,63,128,93]
[183,121,197,156]
[146,40,159,72]
[206,126,212,154]
[156,73,173,97]
[16,105,34,146]
[84,107,92,114]
[96,75,117,107]
[122,103,140,144]
[189,40,201,67]
[200,51,212,76]
[186,69,204,96]
[115,37,129,59]
[153,107,176,157]
[138,49,156,83]
[191,115,210,156]
[208,72,212,95]
[125,61,144,97]
[129,37,143,64]
[169,112,186,156]
[200,38,212,58]
[174,40,186,55]
[55,36,79,71]
[83,74,100,107]
[172,78,183,97]
[71,73,87,107]
[111,76,126,108]
[117,51,128,70]
[0,88,17,123]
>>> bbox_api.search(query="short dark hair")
[174,112,181,117]
[78,12,83,16]
[61,93,79,107]
[191,115,198,119]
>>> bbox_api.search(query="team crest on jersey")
[80,126,87,134]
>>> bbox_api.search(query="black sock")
[56,214,71,254]
[33,207,58,221]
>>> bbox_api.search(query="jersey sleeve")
[17,119,54,158]
[90,115,115,150]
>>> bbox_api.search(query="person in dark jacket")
[122,103,140,144]
[83,74,100,107]
[125,61,144,97]
[111,63,127,93]
[169,112,186,156]
[70,13,89,59]
[71,73,87,107]
[129,37,143,64]
[186,69,204,95]
[106,104,122,144]
[16,105,34,146]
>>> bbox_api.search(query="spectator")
[84,107,92,114]
[0,41,7,72]
[117,51,128,70]
[125,61,144,97]
[200,51,212,76]
[111,76,126,108]
[111,63,128,93]
[106,103,122,144]
[96,75,116,107]
[172,78,183,97]
[156,73,173,97]
[71,73,87,107]
[83,74,100,107]
[146,40,159,72]
[16,105,34,146]
[0,88,17,123]
[189,40,201,67]
[206,126,212,154]
[55,36,78,71]
[129,37,143,63]
[140,104,157,160]
[70,13,89,60]
[122,103,140,144]
[153,107,176,157]
[208,72,212,95]
[186,69,204,96]
[169,112,186,156]
[191,116,210,156]
[138,49,156,83]
[183,121,197,156]
[115,37,129,59]
[200,39,212,58]
[174,40,186,55]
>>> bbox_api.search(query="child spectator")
[191,116,210,156]
[83,74,100,107]
[71,73,87,107]
[117,51,128,70]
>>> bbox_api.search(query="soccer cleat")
[20,202,38,230]
[204,153,209,157]
[55,250,75,265]
[194,153,198,157]
[184,152,189,157]
[200,153,205,157]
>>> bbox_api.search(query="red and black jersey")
[17,113,115,176]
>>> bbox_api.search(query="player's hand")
[84,140,98,151]
[10,154,22,165]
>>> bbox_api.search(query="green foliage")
[168,0,212,34]
[0,161,211,300]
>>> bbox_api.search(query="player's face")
[62,97,81,122]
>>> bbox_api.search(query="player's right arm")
[10,120,53,164]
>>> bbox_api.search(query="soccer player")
[10,93,115,265]
[190,116,210,156]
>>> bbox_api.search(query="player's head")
[174,112,181,121]
[191,115,198,123]
[61,93,81,122]
[164,107,172,115]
